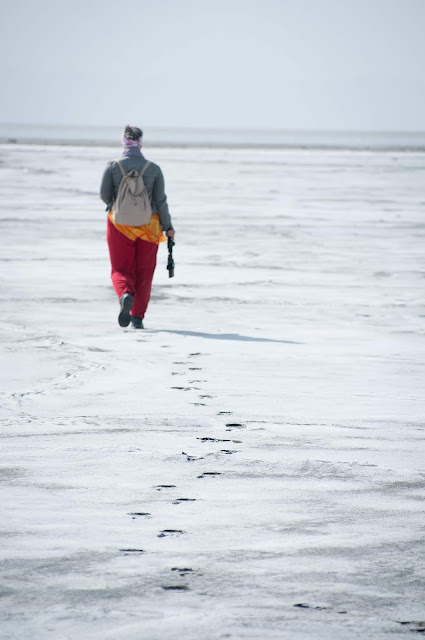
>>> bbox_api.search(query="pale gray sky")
[1,0,424,131]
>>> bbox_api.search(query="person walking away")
[100,126,175,328]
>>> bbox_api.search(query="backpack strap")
[139,161,150,177]
[115,159,126,178]
[115,158,149,177]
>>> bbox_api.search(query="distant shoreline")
[1,124,425,152]
[1,138,425,152]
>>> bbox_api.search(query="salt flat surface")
[0,144,424,639]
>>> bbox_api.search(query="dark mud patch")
[197,437,242,444]
[225,423,245,430]
[197,472,222,478]
[172,567,193,576]
[182,452,204,462]
[158,529,184,538]
[294,603,347,614]
[396,621,425,633]
[162,585,189,591]
[0,467,26,482]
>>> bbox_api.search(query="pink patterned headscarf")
[121,132,142,148]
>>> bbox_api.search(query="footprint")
[188,380,207,384]
[155,485,176,491]
[197,472,222,479]
[218,411,233,415]
[173,498,197,505]
[199,395,214,399]
[221,449,238,455]
[294,603,328,611]
[158,529,184,538]
[188,353,202,357]
[120,549,145,555]
[171,386,200,391]
[128,512,151,519]
[162,585,189,591]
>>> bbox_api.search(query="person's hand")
[166,230,175,239]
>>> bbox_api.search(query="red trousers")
[106,217,159,318]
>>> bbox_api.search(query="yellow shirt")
[108,211,166,244]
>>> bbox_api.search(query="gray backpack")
[112,160,152,226]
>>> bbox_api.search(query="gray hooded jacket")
[100,153,173,231]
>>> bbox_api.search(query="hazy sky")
[1,0,424,131]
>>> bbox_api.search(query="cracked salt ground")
[0,144,424,639]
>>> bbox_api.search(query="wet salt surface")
[0,144,424,639]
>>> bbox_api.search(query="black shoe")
[118,293,134,327]
[131,316,144,329]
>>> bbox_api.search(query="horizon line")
[1,122,425,136]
